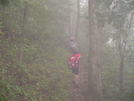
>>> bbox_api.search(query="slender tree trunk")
[69,0,76,37]
[129,11,134,29]
[75,0,80,40]
[19,2,28,67]
[68,0,71,36]
[119,37,124,98]
[88,0,102,100]
[119,11,134,99]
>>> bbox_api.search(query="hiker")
[69,37,79,54]
[68,49,81,87]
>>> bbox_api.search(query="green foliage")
[0,0,71,101]
[80,0,134,101]
[0,37,70,101]
[2,0,134,101]
[0,95,6,101]
[99,42,134,101]
[0,0,9,6]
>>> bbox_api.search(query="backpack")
[68,54,79,68]
[70,41,76,48]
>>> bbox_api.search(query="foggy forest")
[1,0,134,101]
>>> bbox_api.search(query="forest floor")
[69,65,89,101]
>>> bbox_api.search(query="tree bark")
[129,11,134,29]
[68,0,71,36]
[119,11,134,99]
[19,2,28,67]
[88,0,102,100]
[75,0,80,40]
[118,33,124,98]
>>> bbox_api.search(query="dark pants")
[71,67,79,75]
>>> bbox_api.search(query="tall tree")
[119,10,134,98]
[75,0,80,40]
[108,0,134,98]
[19,1,28,67]
[68,0,71,36]
[88,0,102,100]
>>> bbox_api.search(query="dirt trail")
[69,65,89,101]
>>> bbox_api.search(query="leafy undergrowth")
[0,40,71,101]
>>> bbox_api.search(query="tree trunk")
[119,11,134,99]
[119,44,124,98]
[67,0,70,36]
[129,11,134,29]
[118,28,125,99]
[88,0,102,100]
[75,0,80,40]
[19,2,28,67]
